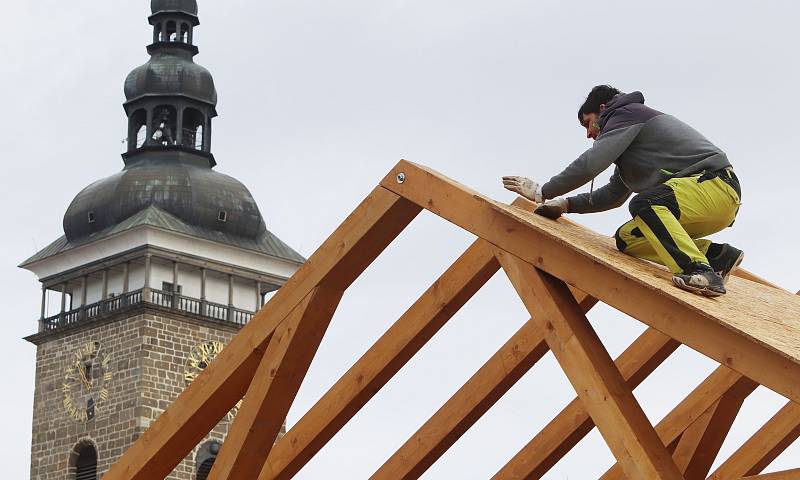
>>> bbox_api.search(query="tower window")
[196,441,221,480]
[87,212,96,223]
[218,211,227,222]
[180,23,190,43]
[70,441,98,480]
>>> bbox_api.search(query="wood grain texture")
[381,161,800,403]
[103,187,420,480]
[209,286,343,479]
[259,239,500,480]
[497,251,683,480]
[492,328,678,480]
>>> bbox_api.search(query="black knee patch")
[629,184,680,219]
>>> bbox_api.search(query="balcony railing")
[40,288,254,332]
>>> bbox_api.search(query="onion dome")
[124,54,217,105]
[63,158,266,242]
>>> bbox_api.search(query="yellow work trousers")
[614,171,741,274]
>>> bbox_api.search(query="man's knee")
[614,226,627,252]
[615,223,644,252]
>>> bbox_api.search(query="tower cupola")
[123,0,216,163]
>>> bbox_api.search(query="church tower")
[21,1,303,478]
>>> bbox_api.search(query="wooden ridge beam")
[209,286,344,479]
[491,328,678,479]
[599,370,758,479]
[370,289,597,480]
[259,239,500,480]
[709,400,800,479]
[497,250,683,479]
[103,187,421,480]
[381,161,800,404]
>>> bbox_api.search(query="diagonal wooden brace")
[495,249,683,479]
[491,327,678,480]
[257,238,500,480]
[599,368,757,479]
[669,377,753,480]
[209,286,344,479]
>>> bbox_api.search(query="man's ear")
[599,103,606,112]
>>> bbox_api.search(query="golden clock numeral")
[100,389,109,401]
[103,372,113,381]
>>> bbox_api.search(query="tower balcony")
[39,287,256,333]
[25,249,289,343]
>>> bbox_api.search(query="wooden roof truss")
[103,161,800,479]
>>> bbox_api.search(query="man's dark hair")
[578,85,621,123]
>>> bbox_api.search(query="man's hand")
[502,176,543,203]
[534,197,569,219]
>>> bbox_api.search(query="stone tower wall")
[30,311,239,479]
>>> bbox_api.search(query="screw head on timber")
[396,172,406,184]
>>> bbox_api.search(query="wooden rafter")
[709,400,800,479]
[496,250,683,479]
[209,286,344,479]
[370,289,596,480]
[669,376,754,479]
[103,187,421,480]
[258,238,500,480]
[381,161,800,404]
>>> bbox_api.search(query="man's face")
[581,112,601,140]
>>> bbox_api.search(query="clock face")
[184,341,241,422]
[62,341,112,423]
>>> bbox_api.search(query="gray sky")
[2,1,799,478]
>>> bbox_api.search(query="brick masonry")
[28,310,275,479]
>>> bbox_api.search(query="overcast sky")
[2,1,799,478]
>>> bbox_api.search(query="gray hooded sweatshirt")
[540,91,732,213]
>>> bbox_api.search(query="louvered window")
[74,444,97,480]
[196,458,215,480]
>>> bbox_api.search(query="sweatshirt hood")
[599,91,645,127]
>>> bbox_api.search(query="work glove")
[502,176,543,203]
[534,197,569,220]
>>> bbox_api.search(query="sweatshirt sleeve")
[540,123,643,199]
[567,168,632,214]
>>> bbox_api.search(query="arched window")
[154,23,163,43]
[196,441,220,480]
[182,108,205,150]
[69,440,98,480]
[167,21,178,42]
[129,109,147,150]
[181,23,190,43]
